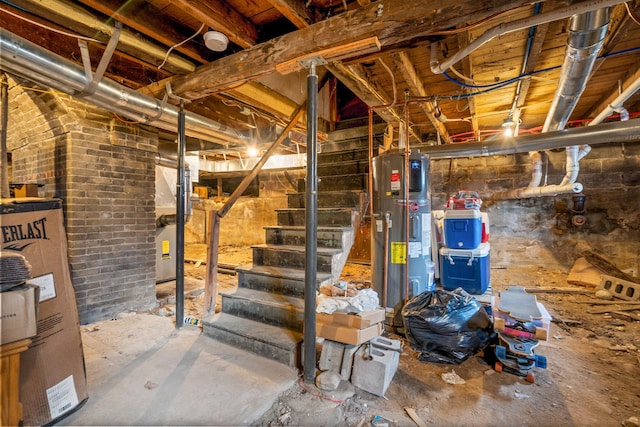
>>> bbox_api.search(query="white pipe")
[590,75,640,125]
[508,182,584,199]
[527,151,543,188]
[616,107,629,121]
[429,0,625,74]
[560,146,579,186]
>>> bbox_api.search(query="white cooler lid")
[444,209,482,219]
[440,242,490,257]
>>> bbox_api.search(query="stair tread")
[204,313,302,350]
[221,287,305,309]
[264,225,351,231]
[275,207,354,212]
[286,189,366,195]
[237,264,333,281]
[252,244,343,254]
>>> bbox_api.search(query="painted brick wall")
[7,77,158,323]
[430,141,640,273]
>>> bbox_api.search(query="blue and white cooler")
[443,209,482,249]
[439,242,490,294]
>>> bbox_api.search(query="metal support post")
[303,60,319,384]
[175,101,186,329]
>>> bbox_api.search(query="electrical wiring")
[0,5,102,43]
[158,22,205,70]
[426,5,530,36]
[438,44,640,99]
[378,58,396,107]
[7,83,68,97]
[447,111,640,142]
[626,1,640,26]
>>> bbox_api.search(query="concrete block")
[319,340,346,372]
[340,344,359,381]
[598,274,640,301]
[369,336,402,353]
[351,343,399,397]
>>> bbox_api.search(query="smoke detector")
[204,31,228,52]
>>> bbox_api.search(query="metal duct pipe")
[422,118,640,159]
[0,29,247,146]
[520,7,611,198]
[543,8,611,132]
[429,0,625,74]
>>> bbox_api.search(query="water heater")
[371,151,432,311]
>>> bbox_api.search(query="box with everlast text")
[0,198,88,425]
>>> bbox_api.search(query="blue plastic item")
[439,243,490,294]
[444,209,482,249]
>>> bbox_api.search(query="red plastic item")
[446,190,482,210]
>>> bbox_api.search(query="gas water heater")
[371,151,433,311]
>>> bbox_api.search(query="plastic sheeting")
[402,288,492,364]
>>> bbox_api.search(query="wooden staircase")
[202,145,370,368]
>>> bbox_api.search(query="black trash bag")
[401,288,492,364]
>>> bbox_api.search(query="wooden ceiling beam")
[513,21,549,130]
[592,3,634,73]
[0,7,172,86]
[327,61,421,142]
[584,2,637,119]
[141,0,534,100]
[457,31,479,141]
[5,0,195,75]
[393,51,451,143]
[76,0,211,64]
[266,0,315,28]
[169,0,259,49]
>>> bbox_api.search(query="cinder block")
[369,336,402,353]
[351,343,399,397]
[319,340,346,372]
[340,344,359,381]
[599,274,640,301]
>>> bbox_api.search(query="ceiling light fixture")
[502,116,515,137]
[203,30,228,52]
[247,147,259,158]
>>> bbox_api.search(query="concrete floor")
[57,313,299,426]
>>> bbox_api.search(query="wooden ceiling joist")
[267,0,315,28]
[327,61,422,142]
[586,59,640,120]
[141,0,534,100]
[169,0,259,49]
[7,0,195,74]
[394,51,451,143]
[76,0,211,64]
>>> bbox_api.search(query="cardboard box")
[316,308,385,329]
[0,198,88,425]
[12,183,39,198]
[316,321,383,345]
[0,283,39,345]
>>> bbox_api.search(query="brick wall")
[430,141,640,273]
[186,171,301,246]
[7,76,157,323]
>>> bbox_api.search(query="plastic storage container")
[439,243,490,294]
[444,209,482,249]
